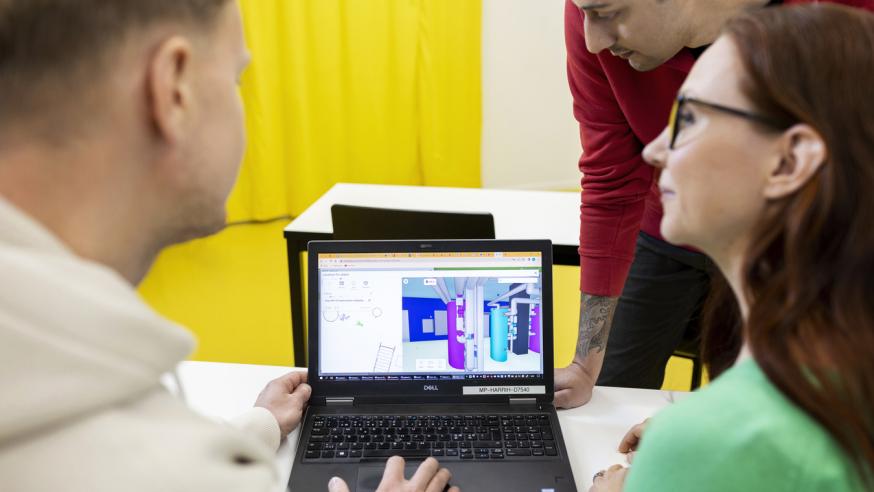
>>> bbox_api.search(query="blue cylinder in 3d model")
[490,307,509,362]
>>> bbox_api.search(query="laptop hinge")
[326,397,354,406]
[509,397,538,406]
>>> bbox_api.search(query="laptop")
[288,239,577,492]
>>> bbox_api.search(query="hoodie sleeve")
[230,407,282,453]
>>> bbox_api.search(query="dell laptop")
[288,239,577,491]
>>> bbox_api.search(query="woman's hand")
[328,456,460,492]
[617,418,650,463]
[589,464,628,492]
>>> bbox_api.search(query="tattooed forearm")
[575,293,619,360]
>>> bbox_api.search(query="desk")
[284,183,582,365]
[178,361,687,491]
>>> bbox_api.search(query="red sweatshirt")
[567,0,874,297]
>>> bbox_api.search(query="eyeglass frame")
[668,94,787,150]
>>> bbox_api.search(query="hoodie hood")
[0,196,195,443]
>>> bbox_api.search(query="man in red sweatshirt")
[557,0,874,408]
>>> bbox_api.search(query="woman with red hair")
[592,4,874,491]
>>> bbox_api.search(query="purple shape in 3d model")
[529,305,541,353]
[447,300,465,369]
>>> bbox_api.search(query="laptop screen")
[316,250,545,393]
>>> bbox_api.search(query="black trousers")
[596,231,712,389]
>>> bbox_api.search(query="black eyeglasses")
[668,94,786,149]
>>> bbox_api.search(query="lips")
[658,180,676,199]
[611,49,634,59]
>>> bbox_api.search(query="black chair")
[330,204,496,240]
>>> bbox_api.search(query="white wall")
[481,0,582,191]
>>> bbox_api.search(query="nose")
[583,16,617,54]
[643,127,670,169]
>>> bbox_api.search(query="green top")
[624,358,863,492]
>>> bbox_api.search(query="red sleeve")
[565,0,654,297]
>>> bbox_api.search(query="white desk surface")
[284,183,581,247]
[179,361,687,491]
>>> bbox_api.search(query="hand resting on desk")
[587,418,650,491]
[590,464,628,492]
[618,418,650,464]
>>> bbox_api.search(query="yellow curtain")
[137,0,482,365]
[228,0,482,222]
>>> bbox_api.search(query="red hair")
[703,4,874,485]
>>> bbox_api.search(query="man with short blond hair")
[0,1,451,490]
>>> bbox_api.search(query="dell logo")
[424,385,439,391]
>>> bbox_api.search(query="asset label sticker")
[462,385,546,395]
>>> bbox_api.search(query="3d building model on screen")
[401,277,542,373]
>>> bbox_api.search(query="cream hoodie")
[0,197,284,492]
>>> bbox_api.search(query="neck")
[0,141,163,285]
[686,0,772,49]
[718,253,750,322]
[708,236,753,366]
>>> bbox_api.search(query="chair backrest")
[331,204,495,240]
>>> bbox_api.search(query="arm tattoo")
[575,293,619,359]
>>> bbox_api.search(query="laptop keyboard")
[302,414,559,462]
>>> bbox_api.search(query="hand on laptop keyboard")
[327,456,459,492]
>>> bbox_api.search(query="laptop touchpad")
[356,463,422,492]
